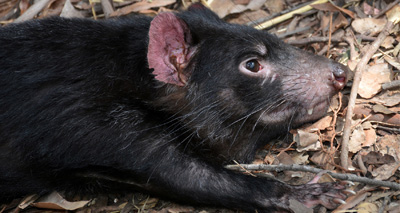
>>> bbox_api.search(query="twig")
[101,0,114,18]
[340,21,395,169]
[375,125,400,133]
[225,164,400,190]
[382,79,400,90]
[373,0,400,18]
[233,160,256,177]
[326,12,333,57]
[14,0,51,23]
[287,36,342,45]
[255,0,328,30]
[378,196,389,213]
[356,154,367,175]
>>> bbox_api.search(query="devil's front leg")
[101,131,348,212]
[116,136,290,212]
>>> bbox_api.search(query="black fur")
[0,5,347,212]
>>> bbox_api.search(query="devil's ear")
[147,12,195,86]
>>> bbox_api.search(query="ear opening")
[147,12,196,86]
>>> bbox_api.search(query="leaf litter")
[1,0,400,212]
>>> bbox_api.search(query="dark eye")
[245,59,262,72]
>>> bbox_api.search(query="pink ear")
[147,12,195,86]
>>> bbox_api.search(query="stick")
[14,0,51,23]
[254,0,328,30]
[225,164,400,190]
[340,20,394,169]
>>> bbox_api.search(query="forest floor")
[1,0,400,212]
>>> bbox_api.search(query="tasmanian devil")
[0,3,349,212]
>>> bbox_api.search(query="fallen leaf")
[377,135,400,161]
[264,0,284,14]
[334,188,373,211]
[351,18,387,35]
[362,2,380,16]
[274,152,302,181]
[309,150,335,170]
[60,0,84,18]
[386,4,400,24]
[349,124,364,153]
[31,191,89,210]
[110,0,176,17]
[358,63,391,99]
[289,199,313,213]
[371,162,398,180]
[294,130,319,147]
[362,151,395,165]
[363,127,376,147]
[372,104,396,115]
[381,36,395,49]
[291,152,309,165]
[355,202,379,213]
[296,140,321,152]
[370,90,400,107]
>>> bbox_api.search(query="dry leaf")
[371,162,398,180]
[228,9,269,25]
[60,0,84,18]
[371,90,400,107]
[358,63,391,99]
[296,140,321,152]
[289,199,313,213]
[384,55,400,70]
[291,152,309,165]
[110,0,176,17]
[209,0,235,18]
[274,152,302,181]
[349,124,364,153]
[309,150,335,170]
[372,104,396,115]
[386,4,400,24]
[381,36,395,49]
[294,130,319,147]
[362,2,380,16]
[31,191,89,210]
[355,202,379,213]
[264,0,284,14]
[334,188,372,211]
[351,18,387,35]
[363,127,376,147]
[377,135,400,161]
[362,151,395,165]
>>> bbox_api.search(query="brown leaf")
[372,104,396,115]
[311,2,354,18]
[294,130,319,147]
[363,127,376,147]
[31,191,89,210]
[358,63,391,99]
[362,151,395,165]
[371,90,400,107]
[351,18,387,35]
[349,124,364,153]
[110,0,176,17]
[371,162,399,180]
[335,188,373,211]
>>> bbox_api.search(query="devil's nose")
[330,63,348,90]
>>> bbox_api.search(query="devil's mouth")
[256,100,330,126]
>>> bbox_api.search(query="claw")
[343,189,356,195]
[340,180,355,187]
[333,198,346,205]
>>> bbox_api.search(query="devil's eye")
[245,59,262,72]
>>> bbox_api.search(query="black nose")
[330,63,348,90]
